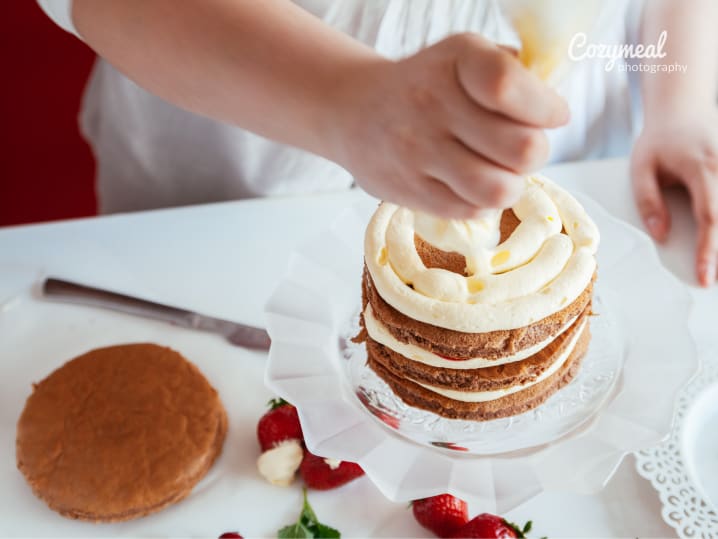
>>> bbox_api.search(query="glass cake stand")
[265,193,697,512]
[345,289,622,455]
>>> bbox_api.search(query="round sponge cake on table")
[357,175,599,420]
[16,343,227,522]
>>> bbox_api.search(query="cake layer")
[367,323,591,421]
[363,303,580,369]
[15,343,227,522]
[365,309,590,391]
[362,267,594,361]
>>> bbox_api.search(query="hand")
[325,33,569,219]
[631,107,718,286]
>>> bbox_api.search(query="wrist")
[642,92,716,132]
[313,55,394,167]
[642,75,717,130]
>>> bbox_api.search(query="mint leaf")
[278,522,313,539]
[313,523,340,538]
[277,489,341,539]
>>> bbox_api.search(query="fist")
[327,33,569,218]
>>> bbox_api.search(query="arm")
[631,0,718,286]
[639,0,718,114]
[72,0,378,158]
[72,0,568,218]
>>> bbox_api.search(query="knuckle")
[484,181,508,207]
[514,130,548,171]
[484,54,515,107]
[699,202,718,227]
[449,170,487,205]
[450,32,484,51]
[462,173,505,207]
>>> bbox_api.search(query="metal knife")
[42,277,271,351]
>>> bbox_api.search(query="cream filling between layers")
[364,304,579,369]
[411,318,587,402]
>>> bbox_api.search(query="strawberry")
[218,533,243,539]
[451,513,533,538]
[299,451,365,490]
[257,398,303,451]
[411,494,469,538]
[436,353,466,361]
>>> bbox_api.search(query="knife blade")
[42,277,271,351]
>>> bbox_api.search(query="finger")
[630,157,671,242]
[447,91,550,174]
[696,220,718,287]
[403,175,488,220]
[687,172,718,286]
[424,138,524,209]
[497,44,519,57]
[455,36,569,128]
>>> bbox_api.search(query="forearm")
[72,0,383,157]
[639,0,718,119]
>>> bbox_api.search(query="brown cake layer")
[16,343,227,522]
[367,323,591,421]
[362,267,594,360]
[366,309,590,391]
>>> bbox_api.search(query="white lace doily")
[635,354,718,538]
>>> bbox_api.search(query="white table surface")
[1,158,715,538]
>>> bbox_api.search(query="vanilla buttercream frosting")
[364,175,599,332]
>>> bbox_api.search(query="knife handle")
[42,277,198,328]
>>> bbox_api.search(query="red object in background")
[1,2,96,227]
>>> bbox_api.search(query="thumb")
[630,157,671,242]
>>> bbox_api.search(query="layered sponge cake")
[357,175,599,421]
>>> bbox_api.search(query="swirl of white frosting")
[364,175,599,332]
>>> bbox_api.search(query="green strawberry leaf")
[503,518,533,538]
[268,397,290,410]
[278,522,313,539]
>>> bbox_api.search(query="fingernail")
[698,260,716,287]
[646,215,663,239]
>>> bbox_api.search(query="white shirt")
[39,0,641,214]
